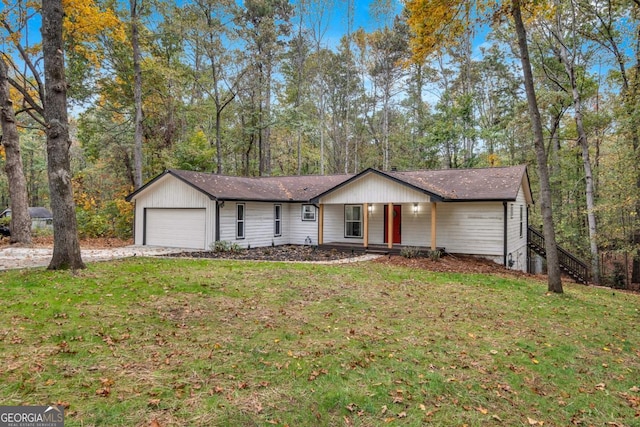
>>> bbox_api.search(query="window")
[302,204,316,221]
[274,204,282,237]
[519,205,524,238]
[345,205,363,238]
[236,203,245,239]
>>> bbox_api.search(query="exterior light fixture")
[368,205,373,214]
[413,203,418,213]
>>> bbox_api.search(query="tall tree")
[130,0,144,189]
[511,0,562,292]
[237,0,293,176]
[42,0,85,270]
[405,0,563,292]
[579,0,640,282]
[544,0,600,282]
[0,56,31,245]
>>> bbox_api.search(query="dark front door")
[383,204,402,244]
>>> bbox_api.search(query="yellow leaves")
[62,0,126,66]
[405,0,468,62]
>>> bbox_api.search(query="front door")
[383,204,402,244]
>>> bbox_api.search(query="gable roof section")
[126,169,354,202]
[311,165,529,203]
[385,165,530,202]
[126,165,531,204]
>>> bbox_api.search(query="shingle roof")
[127,165,529,203]
[384,165,528,201]
[166,169,354,202]
[0,207,53,218]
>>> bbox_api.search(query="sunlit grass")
[0,257,638,426]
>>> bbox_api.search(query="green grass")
[0,257,639,426]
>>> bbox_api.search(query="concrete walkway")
[0,245,183,271]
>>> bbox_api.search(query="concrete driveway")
[0,245,183,270]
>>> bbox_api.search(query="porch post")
[318,204,324,245]
[431,202,437,250]
[363,203,369,248]
[387,203,393,249]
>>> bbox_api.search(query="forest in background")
[0,0,639,285]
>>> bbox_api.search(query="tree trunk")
[0,57,31,245]
[559,56,600,283]
[131,0,144,189]
[512,0,562,293]
[42,0,85,270]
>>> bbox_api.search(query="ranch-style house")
[126,165,533,272]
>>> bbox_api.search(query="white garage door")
[145,208,206,249]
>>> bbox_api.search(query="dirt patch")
[169,245,361,262]
[374,253,535,279]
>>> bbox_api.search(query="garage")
[144,208,207,249]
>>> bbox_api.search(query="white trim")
[236,203,245,239]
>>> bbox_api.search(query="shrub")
[211,241,244,253]
[400,246,422,259]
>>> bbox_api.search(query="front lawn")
[0,258,638,426]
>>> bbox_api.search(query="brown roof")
[166,169,354,202]
[127,166,529,203]
[384,165,529,201]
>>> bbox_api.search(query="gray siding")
[506,188,528,272]
[219,202,318,248]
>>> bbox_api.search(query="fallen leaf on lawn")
[149,419,162,427]
[381,405,388,415]
[95,387,110,397]
[630,386,640,393]
[397,411,407,418]
[419,404,426,411]
[595,383,606,391]
[527,416,543,425]
[476,406,488,414]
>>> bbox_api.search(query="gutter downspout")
[503,202,508,267]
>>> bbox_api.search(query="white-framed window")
[302,204,316,221]
[274,204,282,237]
[236,203,245,239]
[345,205,363,238]
[519,205,524,238]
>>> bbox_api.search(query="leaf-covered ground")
[0,257,638,426]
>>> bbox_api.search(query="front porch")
[317,202,439,251]
[318,241,445,256]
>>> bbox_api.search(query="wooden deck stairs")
[527,226,589,284]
